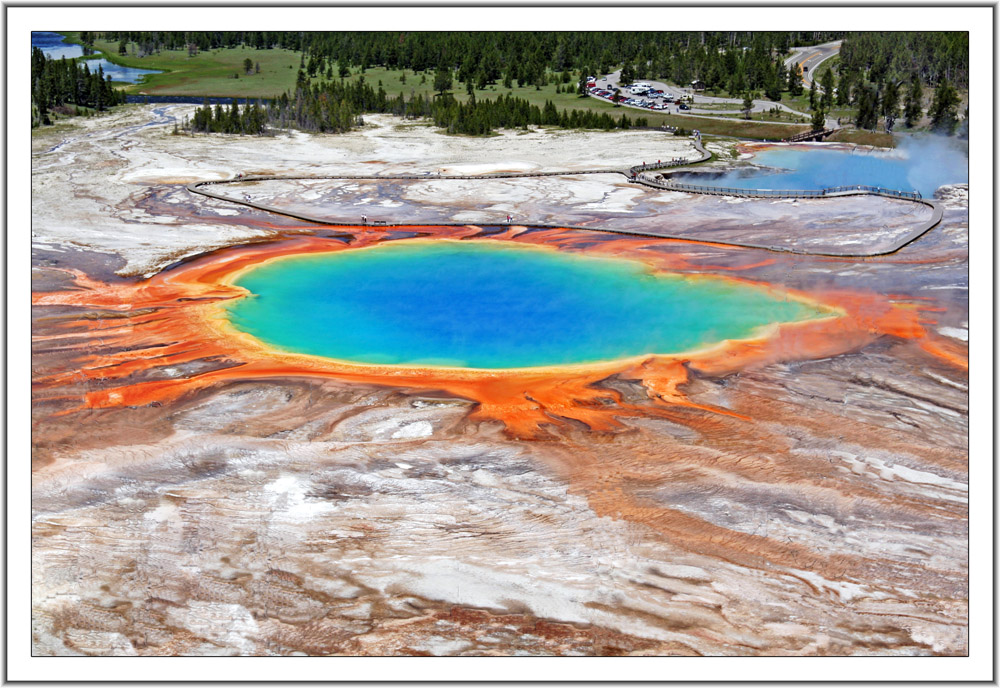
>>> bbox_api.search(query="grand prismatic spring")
[30,94,970,659]
[224,241,831,369]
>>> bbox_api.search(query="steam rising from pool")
[896,134,969,197]
[673,139,968,197]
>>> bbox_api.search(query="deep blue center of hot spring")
[224,241,829,370]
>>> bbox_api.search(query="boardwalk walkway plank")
[187,138,942,259]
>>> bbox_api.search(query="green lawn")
[690,102,742,111]
[713,112,810,125]
[780,92,852,120]
[651,115,809,140]
[344,66,609,114]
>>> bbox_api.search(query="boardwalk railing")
[654,181,922,201]
[628,138,711,177]
[629,158,691,174]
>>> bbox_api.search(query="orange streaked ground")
[32,226,965,438]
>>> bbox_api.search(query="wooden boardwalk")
[187,138,942,259]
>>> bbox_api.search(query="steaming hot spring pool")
[671,143,968,197]
[224,241,831,370]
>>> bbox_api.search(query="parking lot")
[587,70,818,125]
[586,75,694,115]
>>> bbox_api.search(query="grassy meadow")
[63,33,302,98]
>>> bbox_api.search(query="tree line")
[424,93,648,136]
[185,73,651,137]
[81,31,969,103]
[96,31,842,71]
[31,47,125,126]
[187,99,269,135]
[814,32,967,134]
[838,32,968,89]
[69,31,970,136]
[93,31,304,53]
[92,31,846,97]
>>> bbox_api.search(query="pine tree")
[808,80,818,109]
[620,63,635,86]
[820,68,835,110]
[836,72,851,106]
[765,74,782,102]
[433,67,452,95]
[854,82,879,131]
[903,74,923,128]
[811,107,825,130]
[928,78,960,134]
[881,79,900,133]
[787,63,803,96]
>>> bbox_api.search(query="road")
[784,40,842,88]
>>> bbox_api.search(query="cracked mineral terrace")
[31,105,969,657]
